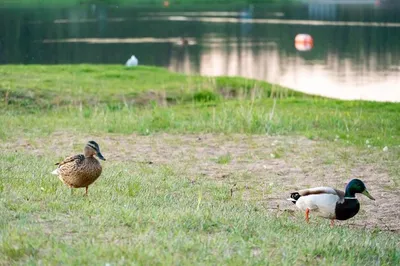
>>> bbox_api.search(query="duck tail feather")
[287,192,301,204]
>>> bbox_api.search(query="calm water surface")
[1,2,400,102]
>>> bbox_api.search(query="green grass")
[0,65,399,147]
[0,65,297,108]
[0,64,399,265]
[1,152,399,265]
[215,153,232,164]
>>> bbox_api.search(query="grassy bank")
[0,65,399,147]
[0,65,399,265]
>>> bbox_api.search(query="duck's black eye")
[87,145,96,150]
[88,140,98,146]
[86,141,99,150]
[87,141,100,149]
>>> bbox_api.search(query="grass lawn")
[0,65,398,147]
[0,65,399,265]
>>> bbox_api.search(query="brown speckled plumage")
[52,141,105,195]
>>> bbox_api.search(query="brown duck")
[52,141,106,195]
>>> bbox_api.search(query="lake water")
[1,1,400,102]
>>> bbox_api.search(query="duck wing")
[55,154,85,167]
[298,187,344,198]
[289,187,345,203]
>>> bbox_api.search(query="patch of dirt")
[2,133,399,232]
[133,91,169,106]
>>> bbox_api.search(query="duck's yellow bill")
[362,190,375,200]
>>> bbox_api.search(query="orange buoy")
[163,1,170,7]
[295,34,314,51]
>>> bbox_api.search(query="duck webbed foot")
[305,208,310,223]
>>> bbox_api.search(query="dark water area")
[1,1,400,101]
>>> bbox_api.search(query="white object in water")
[126,55,138,67]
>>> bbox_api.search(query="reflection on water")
[141,15,400,27]
[180,35,399,102]
[0,3,400,102]
[41,37,197,45]
[53,18,127,24]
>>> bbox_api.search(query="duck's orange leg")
[330,219,335,227]
[305,208,310,223]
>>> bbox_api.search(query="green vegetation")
[0,150,398,265]
[215,153,232,164]
[0,65,399,147]
[0,151,399,265]
[0,65,399,265]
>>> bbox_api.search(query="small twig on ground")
[230,183,237,197]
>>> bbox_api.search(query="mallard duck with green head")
[51,141,106,196]
[288,179,375,226]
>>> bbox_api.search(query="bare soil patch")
[2,133,399,232]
